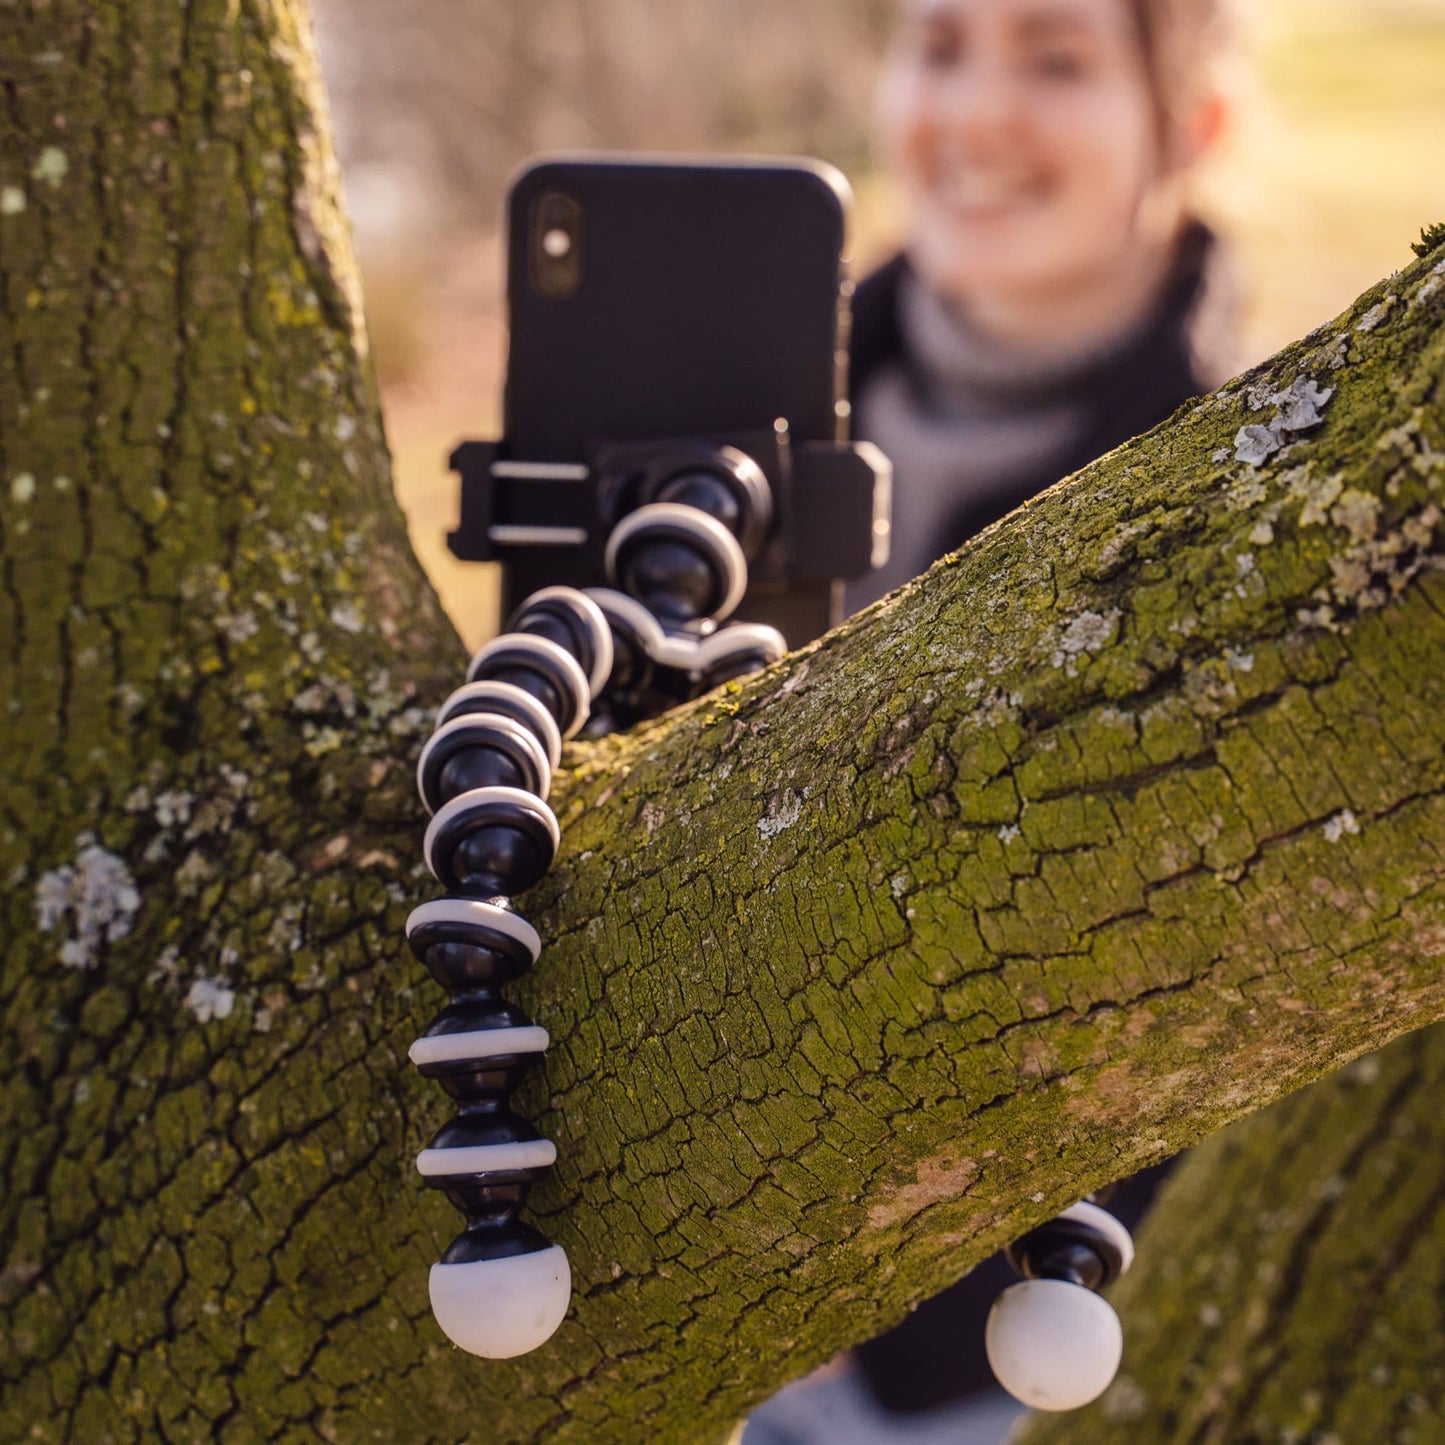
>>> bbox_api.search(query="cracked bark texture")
[4,1,1445,1441]
[1021,1021,1445,1445]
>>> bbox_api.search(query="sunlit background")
[311,0,1445,651]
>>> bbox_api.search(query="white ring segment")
[416,713,552,816]
[585,587,668,655]
[409,1026,550,1067]
[423,785,561,882]
[405,896,542,962]
[1062,1200,1135,1275]
[514,586,615,697]
[416,1138,557,1176]
[434,681,563,772]
[694,622,787,671]
[429,1245,570,1358]
[465,633,590,739]
[603,503,748,622]
[585,589,780,676]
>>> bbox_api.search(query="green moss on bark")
[1022,1023,1445,1445]
[4,1,1445,1440]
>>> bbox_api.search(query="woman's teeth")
[933,169,1041,210]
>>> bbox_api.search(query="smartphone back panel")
[503,157,849,460]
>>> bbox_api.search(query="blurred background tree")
[309,0,1445,647]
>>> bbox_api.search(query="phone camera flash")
[542,228,572,259]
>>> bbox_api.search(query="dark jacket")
[848,222,1233,583]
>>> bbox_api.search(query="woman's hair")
[1125,0,1235,147]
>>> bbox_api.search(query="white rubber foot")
[985,1278,1123,1411]
[429,1245,571,1358]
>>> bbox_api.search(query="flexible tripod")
[406,442,1134,1411]
[408,478,786,1358]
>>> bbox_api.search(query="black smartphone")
[449,155,888,647]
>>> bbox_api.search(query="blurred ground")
[312,0,1445,650]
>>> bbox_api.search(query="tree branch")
[1020,1019,1445,1444]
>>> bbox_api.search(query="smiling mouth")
[929,168,1047,215]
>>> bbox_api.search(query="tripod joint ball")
[985,1200,1134,1410]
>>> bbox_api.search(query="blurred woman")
[847,0,1236,613]
[845,0,1238,1424]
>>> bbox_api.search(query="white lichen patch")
[1275,378,1334,431]
[1296,603,1339,633]
[1234,425,1280,468]
[757,791,804,839]
[31,147,68,188]
[1316,332,1351,371]
[1322,503,1441,615]
[330,601,364,634]
[1184,657,1239,711]
[35,845,141,969]
[10,472,36,503]
[1323,810,1360,843]
[219,765,250,795]
[220,610,259,644]
[386,705,431,739]
[175,850,216,894]
[975,687,1021,725]
[1356,296,1396,333]
[1249,520,1276,546]
[1235,377,1335,468]
[304,725,344,757]
[1051,609,1119,671]
[292,676,357,717]
[185,977,236,1023]
[1,186,25,214]
[146,945,182,986]
[154,790,194,827]
[1225,474,1268,512]
[1294,471,1344,528]
[1096,519,1153,571]
[1330,488,1381,542]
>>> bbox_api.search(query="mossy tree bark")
[4,2,1445,1442]
[1021,1020,1445,1445]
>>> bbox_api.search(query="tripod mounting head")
[447,423,890,646]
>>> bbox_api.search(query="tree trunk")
[1021,1020,1445,1445]
[4,2,1445,1441]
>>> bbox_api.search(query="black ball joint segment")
[409,485,785,1357]
[985,1200,1135,1411]
[587,463,785,731]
